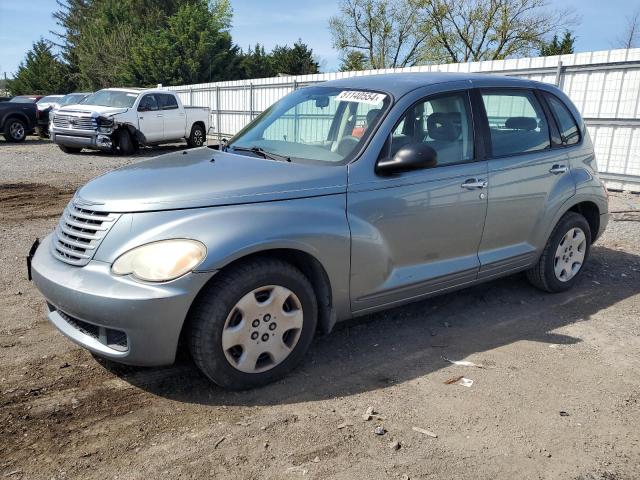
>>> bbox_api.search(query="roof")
[320,72,539,98]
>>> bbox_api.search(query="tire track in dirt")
[0,183,74,221]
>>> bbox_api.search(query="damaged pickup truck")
[50,88,210,154]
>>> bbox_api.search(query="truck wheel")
[187,124,205,148]
[116,129,136,155]
[188,258,318,390]
[58,145,82,154]
[526,212,591,293]
[3,117,27,142]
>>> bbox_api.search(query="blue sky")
[0,0,637,77]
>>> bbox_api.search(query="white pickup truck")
[50,88,210,154]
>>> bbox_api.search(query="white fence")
[168,48,640,191]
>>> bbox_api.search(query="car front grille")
[51,201,120,266]
[53,114,95,131]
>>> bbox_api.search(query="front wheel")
[188,258,317,389]
[526,212,592,293]
[3,118,27,142]
[115,129,136,155]
[187,124,205,148]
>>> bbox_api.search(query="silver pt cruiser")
[30,73,609,389]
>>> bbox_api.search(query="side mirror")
[138,105,148,112]
[376,143,438,175]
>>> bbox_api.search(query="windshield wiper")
[230,145,291,162]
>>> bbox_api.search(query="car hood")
[56,104,128,117]
[75,147,348,213]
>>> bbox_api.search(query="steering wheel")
[335,135,360,157]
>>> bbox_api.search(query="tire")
[58,145,82,154]
[116,129,136,155]
[187,124,205,148]
[3,117,27,142]
[188,258,318,390]
[526,212,592,293]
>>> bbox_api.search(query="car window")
[159,94,179,110]
[138,94,159,112]
[544,93,580,146]
[228,86,390,164]
[481,90,550,157]
[390,92,474,166]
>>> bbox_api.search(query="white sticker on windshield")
[336,90,386,105]
[126,93,138,97]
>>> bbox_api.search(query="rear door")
[137,94,163,142]
[474,87,575,279]
[158,93,185,140]
[348,88,489,313]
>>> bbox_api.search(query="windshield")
[37,95,62,104]
[81,90,138,108]
[60,93,89,106]
[227,86,390,164]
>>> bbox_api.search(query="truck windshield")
[81,90,138,108]
[60,93,89,106]
[227,86,390,164]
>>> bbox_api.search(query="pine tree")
[7,39,72,95]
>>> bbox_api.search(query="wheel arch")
[1,112,29,130]
[186,247,336,341]
[567,201,600,242]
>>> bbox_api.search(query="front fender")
[95,195,352,320]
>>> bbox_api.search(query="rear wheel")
[187,124,205,148]
[526,212,591,293]
[3,117,27,142]
[188,258,317,389]
[58,145,82,154]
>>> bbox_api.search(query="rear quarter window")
[481,89,551,157]
[544,93,581,146]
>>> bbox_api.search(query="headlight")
[111,239,206,282]
[96,115,114,133]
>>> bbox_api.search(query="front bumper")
[31,234,214,366]
[51,128,113,151]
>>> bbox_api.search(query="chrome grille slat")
[62,212,110,231]
[51,201,121,267]
[58,223,100,240]
[54,227,96,250]
[53,114,96,131]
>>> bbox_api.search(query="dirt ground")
[1,139,639,480]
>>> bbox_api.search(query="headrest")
[427,112,461,142]
[505,116,537,131]
[366,108,381,125]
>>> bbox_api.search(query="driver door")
[137,94,163,143]
[348,90,489,314]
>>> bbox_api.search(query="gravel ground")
[1,138,640,480]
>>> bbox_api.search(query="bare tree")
[329,0,433,69]
[613,9,640,49]
[418,0,577,63]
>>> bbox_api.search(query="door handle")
[549,164,568,174]
[461,178,487,190]
[156,114,164,118]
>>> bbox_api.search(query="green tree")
[540,31,575,56]
[239,44,276,79]
[339,50,368,71]
[7,39,71,95]
[270,40,319,75]
[130,0,241,86]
